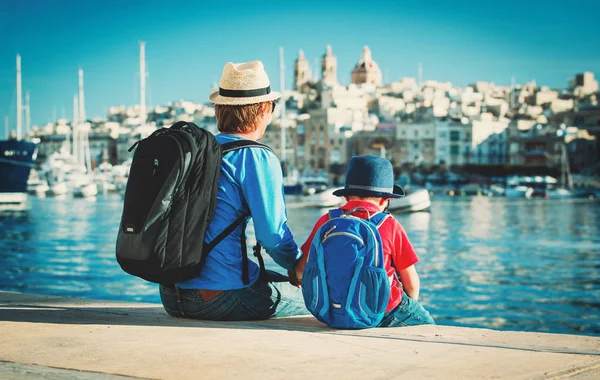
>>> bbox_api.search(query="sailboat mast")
[140,41,146,126]
[78,69,86,125]
[279,46,286,162]
[16,55,22,140]
[561,143,573,190]
[78,69,91,171]
[72,94,79,162]
[25,91,30,137]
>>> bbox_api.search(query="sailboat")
[72,68,98,198]
[547,143,573,199]
[0,55,38,208]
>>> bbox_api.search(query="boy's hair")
[214,102,269,133]
[347,195,386,202]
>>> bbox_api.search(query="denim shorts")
[159,270,309,321]
[377,292,435,327]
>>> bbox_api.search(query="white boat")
[388,188,431,213]
[505,177,534,198]
[32,181,50,196]
[73,181,98,198]
[286,188,344,209]
[47,181,68,196]
[505,185,534,198]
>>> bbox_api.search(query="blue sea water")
[1,194,599,336]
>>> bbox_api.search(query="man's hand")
[289,254,307,287]
[288,269,301,287]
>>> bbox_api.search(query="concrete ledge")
[1,291,599,379]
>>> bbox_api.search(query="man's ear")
[379,198,390,206]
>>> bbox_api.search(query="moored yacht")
[0,55,38,208]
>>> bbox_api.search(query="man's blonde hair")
[214,102,269,133]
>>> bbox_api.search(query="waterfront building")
[347,123,396,163]
[395,120,436,165]
[470,114,510,164]
[297,107,371,172]
[434,118,475,166]
[569,72,599,96]
[534,86,559,106]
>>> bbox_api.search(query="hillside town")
[28,45,600,189]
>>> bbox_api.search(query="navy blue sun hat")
[333,155,405,199]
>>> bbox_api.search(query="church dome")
[352,46,381,73]
[351,46,382,86]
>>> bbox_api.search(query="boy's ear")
[379,198,389,206]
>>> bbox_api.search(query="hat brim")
[209,90,281,105]
[332,184,405,199]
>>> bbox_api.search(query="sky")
[1,0,600,128]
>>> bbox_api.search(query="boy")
[298,155,434,327]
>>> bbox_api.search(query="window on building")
[450,131,460,141]
[450,145,460,155]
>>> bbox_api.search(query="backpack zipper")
[165,134,185,196]
[152,159,159,176]
[322,231,364,246]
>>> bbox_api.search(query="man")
[159,60,306,321]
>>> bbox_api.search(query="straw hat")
[209,61,281,105]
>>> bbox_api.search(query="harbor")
[2,2,600,378]
[1,193,598,336]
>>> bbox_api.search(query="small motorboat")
[387,188,431,213]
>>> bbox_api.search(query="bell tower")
[321,44,338,87]
[294,49,310,91]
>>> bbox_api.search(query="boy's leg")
[378,292,435,327]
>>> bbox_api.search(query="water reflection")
[0,194,598,336]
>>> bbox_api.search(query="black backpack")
[116,121,271,284]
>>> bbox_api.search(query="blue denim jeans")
[159,270,309,321]
[377,292,435,327]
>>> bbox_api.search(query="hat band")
[219,86,271,98]
[347,184,394,193]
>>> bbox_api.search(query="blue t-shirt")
[177,133,301,290]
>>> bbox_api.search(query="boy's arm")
[241,149,300,270]
[295,213,329,284]
[399,265,420,300]
[391,220,420,300]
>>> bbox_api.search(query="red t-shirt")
[300,200,419,312]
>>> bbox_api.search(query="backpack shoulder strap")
[221,139,273,154]
[328,209,344,219]
[370,212,391,230]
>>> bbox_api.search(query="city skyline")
[2,0,600,127]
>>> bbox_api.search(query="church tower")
[293,49,310,91]
[321,44,338,87]
[351,45,382,86]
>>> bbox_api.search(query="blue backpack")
[302,207,391,329]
